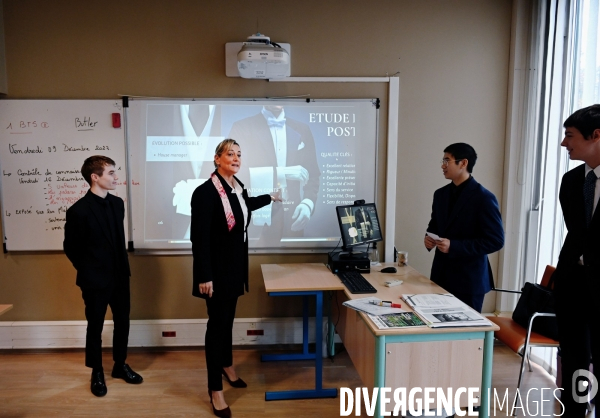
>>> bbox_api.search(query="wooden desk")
[0,305,13,316]
[262,263,499,418]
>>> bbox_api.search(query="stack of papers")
[342,297,405,316]
[402,294,492,328]
[343,297,429,329]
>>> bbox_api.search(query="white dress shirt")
[262,107,288,191]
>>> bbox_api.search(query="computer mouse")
[381,267,397,273]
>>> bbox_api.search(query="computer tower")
[327,251,370,274]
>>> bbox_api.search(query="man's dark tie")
[584,170,597,227]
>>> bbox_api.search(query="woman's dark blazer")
[190,171,271,300]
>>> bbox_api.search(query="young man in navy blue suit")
[424,143,504,312]
[554,105,600,417]
[64,156,143,397]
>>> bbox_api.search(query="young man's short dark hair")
[443,143,478,173]
[563,104,600,139]
[81,155,116,185]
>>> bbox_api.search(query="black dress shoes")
[111,363,143,384]
[222,369,247,388]
[91,371,107,397]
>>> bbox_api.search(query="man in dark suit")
[424,143,504,312]
[64,156,143,397]
[229,106,320,247]
[553,105,600,417]
[354,206,373,240]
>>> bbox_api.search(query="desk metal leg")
[263,291,337,401]
[374,335,386,418]
[479,330,494,418]
[327,291,335,357]
[261,295,314,362]
[303,295,309,355]
[314,291,324,390]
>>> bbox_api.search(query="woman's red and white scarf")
[211,173,235,232]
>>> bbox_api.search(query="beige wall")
[0,0,511,320]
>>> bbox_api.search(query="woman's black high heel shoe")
[208,389,232,418]
[222,369,247,388]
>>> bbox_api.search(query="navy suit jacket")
[426,177,504,295]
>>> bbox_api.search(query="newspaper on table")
[368,312,427,329]
[342,297,405,316]
[401,293,492,328]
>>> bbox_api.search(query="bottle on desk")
[369,242,380,265]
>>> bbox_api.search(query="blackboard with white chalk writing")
[0,100,128,251]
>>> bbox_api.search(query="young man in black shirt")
[64,155,143,397]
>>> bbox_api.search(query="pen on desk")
[370,300,402,308]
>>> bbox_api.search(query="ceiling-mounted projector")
[237,33,290,79]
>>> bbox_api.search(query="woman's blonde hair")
[214,138,240,168]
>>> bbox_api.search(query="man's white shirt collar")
[584,164,600,178]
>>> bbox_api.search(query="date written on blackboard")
[8,144,110,154]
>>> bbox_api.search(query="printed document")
[402,293,491,328]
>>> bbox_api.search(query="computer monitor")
[336,202,383,258]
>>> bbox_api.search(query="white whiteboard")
[0,100,128,251]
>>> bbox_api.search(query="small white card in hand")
[426,232,441,241]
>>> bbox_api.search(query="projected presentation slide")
[129,99,378,250]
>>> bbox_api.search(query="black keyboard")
[337,270,377,294]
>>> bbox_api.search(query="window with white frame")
[521,0,600,376]
[530,0,600,283]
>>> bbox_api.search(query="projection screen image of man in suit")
[229,105,321,247]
